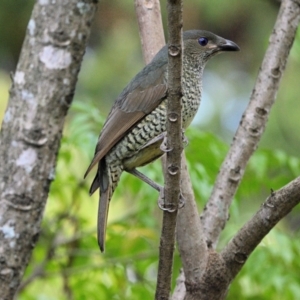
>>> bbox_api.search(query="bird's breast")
[181,65,203,128]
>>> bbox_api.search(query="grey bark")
[0,1,97,299]
[134,0,165,65]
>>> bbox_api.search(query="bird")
[85,30,240,252]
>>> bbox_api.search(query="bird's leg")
[128,169,185,212]
[128,168,163,192]
[127,169,166,209]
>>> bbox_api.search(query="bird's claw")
[159,131,188,152]
[160,135,172,153]
[179,193,185,208]
[158,188,185,212]
[160,143,173,153]
[182,134,189,148]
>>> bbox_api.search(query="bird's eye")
[198,37,208,46]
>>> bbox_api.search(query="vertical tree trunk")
[0,1,96,299]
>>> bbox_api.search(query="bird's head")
[183,30,240,62]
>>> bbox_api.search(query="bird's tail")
[97,159,123,252]
[98,185,110,252]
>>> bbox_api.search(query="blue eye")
[198,37,208,46]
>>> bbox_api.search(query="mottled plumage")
[85,30,239,252]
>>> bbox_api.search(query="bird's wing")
[84,59,168,177]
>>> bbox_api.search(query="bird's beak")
[218,39,240,52]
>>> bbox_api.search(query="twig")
[201,0,300,248]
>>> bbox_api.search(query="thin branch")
[221,176,300,280]
[155,0,183,299]
[201,0,300,248]
[134,0,165,64]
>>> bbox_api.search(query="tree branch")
[155,0,183,298]
[134,0,165,64]
[0,1,96,298]
[173,175,300,300]
[221,176,300,280]
[174,154,208,293]
[201,0,300,248]
[134,1,208,299]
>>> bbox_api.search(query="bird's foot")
[160,135,172,153]
[158,188,185,212]
[159,131,188,152]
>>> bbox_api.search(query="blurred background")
[1,0,300,299]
